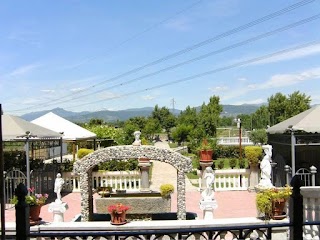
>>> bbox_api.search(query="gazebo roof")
[267,105,320,134]
[2,114,61,141]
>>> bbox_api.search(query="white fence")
[214,169,250,191]
[197,169,250,191]
[62,171,141,193]
[63,169,250,193]
[217,137,254,146]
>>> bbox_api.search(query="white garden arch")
[73,145,192,221]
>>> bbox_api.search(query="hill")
[21,104,262,122]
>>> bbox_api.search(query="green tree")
[249,129,268,145]
[268,93,287,125]
[252,105,270,129]
[268,91,311,125]
[171,124,193,145]
[144,117,162,141]
[126,116,147,131]
[177,106,198,127]
[198,96,223,138]
[285,91,311,118]
[151,105,176,134]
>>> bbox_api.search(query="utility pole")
[170,98,176,113]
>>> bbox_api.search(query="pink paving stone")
[5,190,257,223]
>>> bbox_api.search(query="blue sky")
[1,0,320,115]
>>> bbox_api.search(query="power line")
[12,12,320,112]
[63,0,203,70]
[53,40,320,109]
[9,0,317,113]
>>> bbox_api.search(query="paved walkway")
[4,141,257,223]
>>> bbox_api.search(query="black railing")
[28,225,280,239]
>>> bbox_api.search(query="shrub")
[77,148,94,159]
[244,146,263,166]
[229,158,237,169]
[97,159,139,171]
[217,160,224,169]
[214,145,241,158]
[160,184,174,198]
[239,158,246,168]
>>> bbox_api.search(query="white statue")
[132,130,142,146]
[201,167,215,200]
[259,144,273,188]
[54,173,64,202]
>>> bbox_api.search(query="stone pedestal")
[199,161,213,190]
[138,160,151,192]
[248,164,260,192]
[199,200,218,220]
[48,200,69,222]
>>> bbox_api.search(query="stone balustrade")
[62,171,141,192]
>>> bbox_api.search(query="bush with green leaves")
[229,158,237,169]
[244,146,263,166]
[97,159,139,171]
[216,160,224,169]
[214,145,242,159]
[160,183,174,198]
[77,148,94,159]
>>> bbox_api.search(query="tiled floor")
[4,190,257,224]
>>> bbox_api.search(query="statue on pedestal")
[258,144,274,188]
[199,166,217,219]
[54,173,64,202]
[132,130,142,146]
[49,173,68,222]
[201,167,215,200]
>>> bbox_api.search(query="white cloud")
[41,89,55,93]
[253,43,320,65]
[237,77,247,82]
[8,64,40,77]
[165,17,191,31]
[260,67,320,89]
[70,87,86,92]
[208,86,229,92]
[142,95,156,100]
[235,98,265,105]
[221,67,320,102]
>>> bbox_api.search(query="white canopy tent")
[31,112,97,160]
[31,112,96,141]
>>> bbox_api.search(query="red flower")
[107,203,130,213]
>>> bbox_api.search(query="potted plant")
[107,203,130,225]
[98,186,112,198]
[160,183,174,198]
[198,139,213,161]
[11,187,49,223]
[256,185,292,220]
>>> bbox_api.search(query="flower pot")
[138,157,150,162]
[110,211,127,225]
[30,205,42,221]
[199,150,213,161]
[272,199,287,220]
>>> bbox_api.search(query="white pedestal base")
[48,200,69,222]
[200,200,218,220]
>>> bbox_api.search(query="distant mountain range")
[21,104,262,123]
